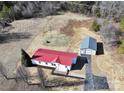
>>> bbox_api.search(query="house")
[80,36,97,55]
[31,48,78,74]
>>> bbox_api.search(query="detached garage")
[80,36,97,55]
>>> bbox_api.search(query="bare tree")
[100,23,122,47]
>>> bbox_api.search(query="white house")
[31,48,78,74]
[80,36,97,55]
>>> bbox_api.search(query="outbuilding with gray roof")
[80,36,97,55]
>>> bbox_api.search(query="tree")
[119,39,124,53]
[119,17,124,29]
[100,23,122,46]
[0,4,12,19]
[91,20,101,32]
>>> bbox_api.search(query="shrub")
[0,5,13,19]
[119,17,124,29]
[118,39,124,54]
[96,9,101,17]
[61,2,85,14]
[91,20,101,32]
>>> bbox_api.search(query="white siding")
[80,48,96,55]
[32,60,39,65]
[55,64,68,72]
[32,60,57,68]
[32,60,71,72]
[67,66,71,70]
[39,61,56,68]
[86,49,92,55]
[91,50,96,55]
[80,49,86,54]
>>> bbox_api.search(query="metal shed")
[80,36,97,55]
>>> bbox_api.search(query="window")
[46,62,48,65]
[38,61,40,64]
[51,63,56,66]
[53,64,56,66]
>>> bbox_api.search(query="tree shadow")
[71,56,88,70]
[0,32,32,44]
[93,75,109,90]
[96,42,104,55]
[37,66,84,88]
[0,62,8,79]
[44,78,84,88]
[0,19,12,29]
[84,75,109,91]
[16,65,29,83]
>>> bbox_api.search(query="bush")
[62,2,81,13]
[91,20,101,32]
[61,2,92,14]
[118,39,124,54]
[100,23,122,46]
[0,4,14,19]
[96,9,101,17]
[119,17,124,29]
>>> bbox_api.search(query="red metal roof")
[31,48,78,66]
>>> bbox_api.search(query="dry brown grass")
[60,19,93,37]
[42,31,70,47]
[60,20,75,36]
